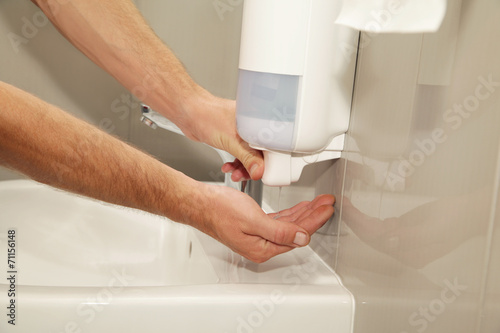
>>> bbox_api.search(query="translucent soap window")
[236,69,300,151]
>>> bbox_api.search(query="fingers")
[228,141,264,180]
[261,194,334,251]
[242,241,296,264]
[222,160,251,182]
[267,201,310,220]
[293,205,334,235]
[309,194,336,208]
[268,194,335,221]
[221,150,264,181]
[257,195,335,245]
[245,197,335,263]
[251,216,311,248]
[221,161,238,173]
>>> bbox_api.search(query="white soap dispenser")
[236,0,358,186]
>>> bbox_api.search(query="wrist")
[183,91,237,146]
[177,86,212,137]
[176,87,226,141]
[173,180,216,234]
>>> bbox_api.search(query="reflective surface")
[318,0,500,331]
[266,0,500,331]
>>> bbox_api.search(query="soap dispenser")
[236,0,358,186]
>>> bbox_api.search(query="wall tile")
[333,0,500,332]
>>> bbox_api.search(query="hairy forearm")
[0,81,204,225]
[29,0,266,181]
[31,0,210,134]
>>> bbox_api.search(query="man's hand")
[179,96,265,181]
[221,158,255,182]
[193,184,335,263]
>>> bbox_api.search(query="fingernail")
[293,232,308,247]
[249,163,259,178]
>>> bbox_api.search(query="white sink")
[0,180,353,333]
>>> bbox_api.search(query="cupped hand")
[196,184,335,263]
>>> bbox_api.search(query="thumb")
[258,217,310,247]
[229,139,264,180]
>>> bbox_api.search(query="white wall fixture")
[235,0,359,186]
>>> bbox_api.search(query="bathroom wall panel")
[334,0,500,332]
[0,0,231,182]
[0,0,128,182]
[136,0,243,99]
[0,0,130,144]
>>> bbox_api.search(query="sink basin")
[0,180,353,333]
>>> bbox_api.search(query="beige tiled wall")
[329,0,500,331]
[0,0,129,180]
[0,0,241,181]
[267,0,500,332]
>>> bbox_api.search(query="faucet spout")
[241,179,263,207]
